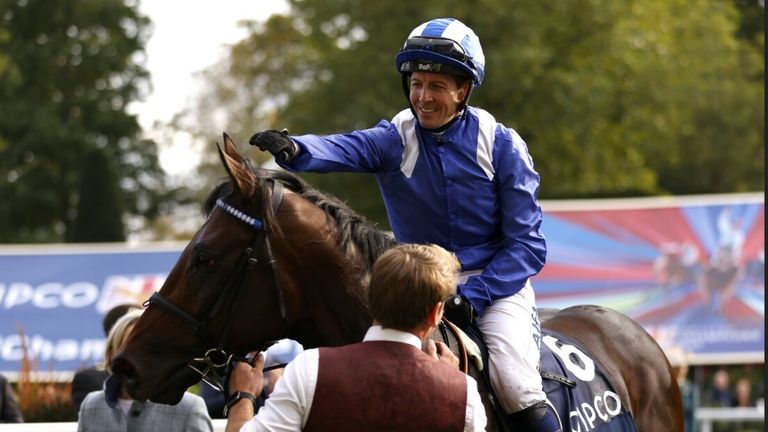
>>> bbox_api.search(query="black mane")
[205,169,397,272]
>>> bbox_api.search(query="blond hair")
[369,244,460,331]
[104,308,143,373]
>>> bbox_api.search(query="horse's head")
[113,133,391,404]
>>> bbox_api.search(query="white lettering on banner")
[61,282,99,307]
[569,390,622,432]
[0,334,105,363]
[56,339,79,361]
[34,283,60,308]
[1,283,33,308]
[0,282,99,309]
[0,274,165,311]
[542,334,595,381]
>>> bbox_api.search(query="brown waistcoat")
[303,340,467,432]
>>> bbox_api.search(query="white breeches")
[476,280,546,413]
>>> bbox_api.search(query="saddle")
[438,319,638,432]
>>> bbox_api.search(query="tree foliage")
[66,148,124,242]
[180,0,764,227]
[0,0,175,243]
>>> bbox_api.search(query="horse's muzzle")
[110,355,142,399]
[110,353,196,405]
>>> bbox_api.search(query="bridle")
[143,179,289,393]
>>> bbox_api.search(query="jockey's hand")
[249,129,296,163]
[443,294,475,330]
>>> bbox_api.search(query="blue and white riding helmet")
[395,18,485,88]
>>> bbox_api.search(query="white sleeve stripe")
[476,109,496,181]
[392,109,419,178]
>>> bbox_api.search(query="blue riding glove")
[444,294,475,330]
[249,129,296,163]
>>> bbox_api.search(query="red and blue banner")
[534,193,764,364]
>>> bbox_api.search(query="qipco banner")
[0,244,183,374]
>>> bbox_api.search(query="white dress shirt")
[240,326,487,431]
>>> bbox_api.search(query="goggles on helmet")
[402,37,469,63]
[399,60,470,79]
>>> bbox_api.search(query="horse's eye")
[193,252,217,268]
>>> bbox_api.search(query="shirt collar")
[419,106,470,140]
[363,325,422,350]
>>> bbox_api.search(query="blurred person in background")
[0,372,23,423]
[77,309,212,431]
[709,368,734,407]
[731,377,762,432]
[733,377,754,407]
[666,347,698,432]
[71,303,142,414]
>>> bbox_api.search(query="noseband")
[144,179,288,392]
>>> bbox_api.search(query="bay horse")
[113,134,682,431]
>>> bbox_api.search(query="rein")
[144,179,289,392]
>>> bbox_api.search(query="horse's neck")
[286,253,373,349]
[279,188,389,348]
[290,285,371,349]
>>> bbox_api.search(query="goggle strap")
[399,60,469,79]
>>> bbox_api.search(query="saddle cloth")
[540,329,638,432]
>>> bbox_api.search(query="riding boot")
[505,400,562,432]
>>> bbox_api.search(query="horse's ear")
[217,132,258,197]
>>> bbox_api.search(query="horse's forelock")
[203,181,233,216]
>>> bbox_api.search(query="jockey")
[250,17,559,431]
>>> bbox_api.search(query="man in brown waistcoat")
[225,243,487,431]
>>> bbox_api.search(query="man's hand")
[225,353,264,432]
[248,129,296,163]
[425,339,460,369]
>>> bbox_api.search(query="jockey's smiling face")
[409,71,468,130]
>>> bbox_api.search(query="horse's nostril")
[111,356,138,386]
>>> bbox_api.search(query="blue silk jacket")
[281,107,546,315]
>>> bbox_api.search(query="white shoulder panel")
[476,109,497,181]
[392,109,420,178]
